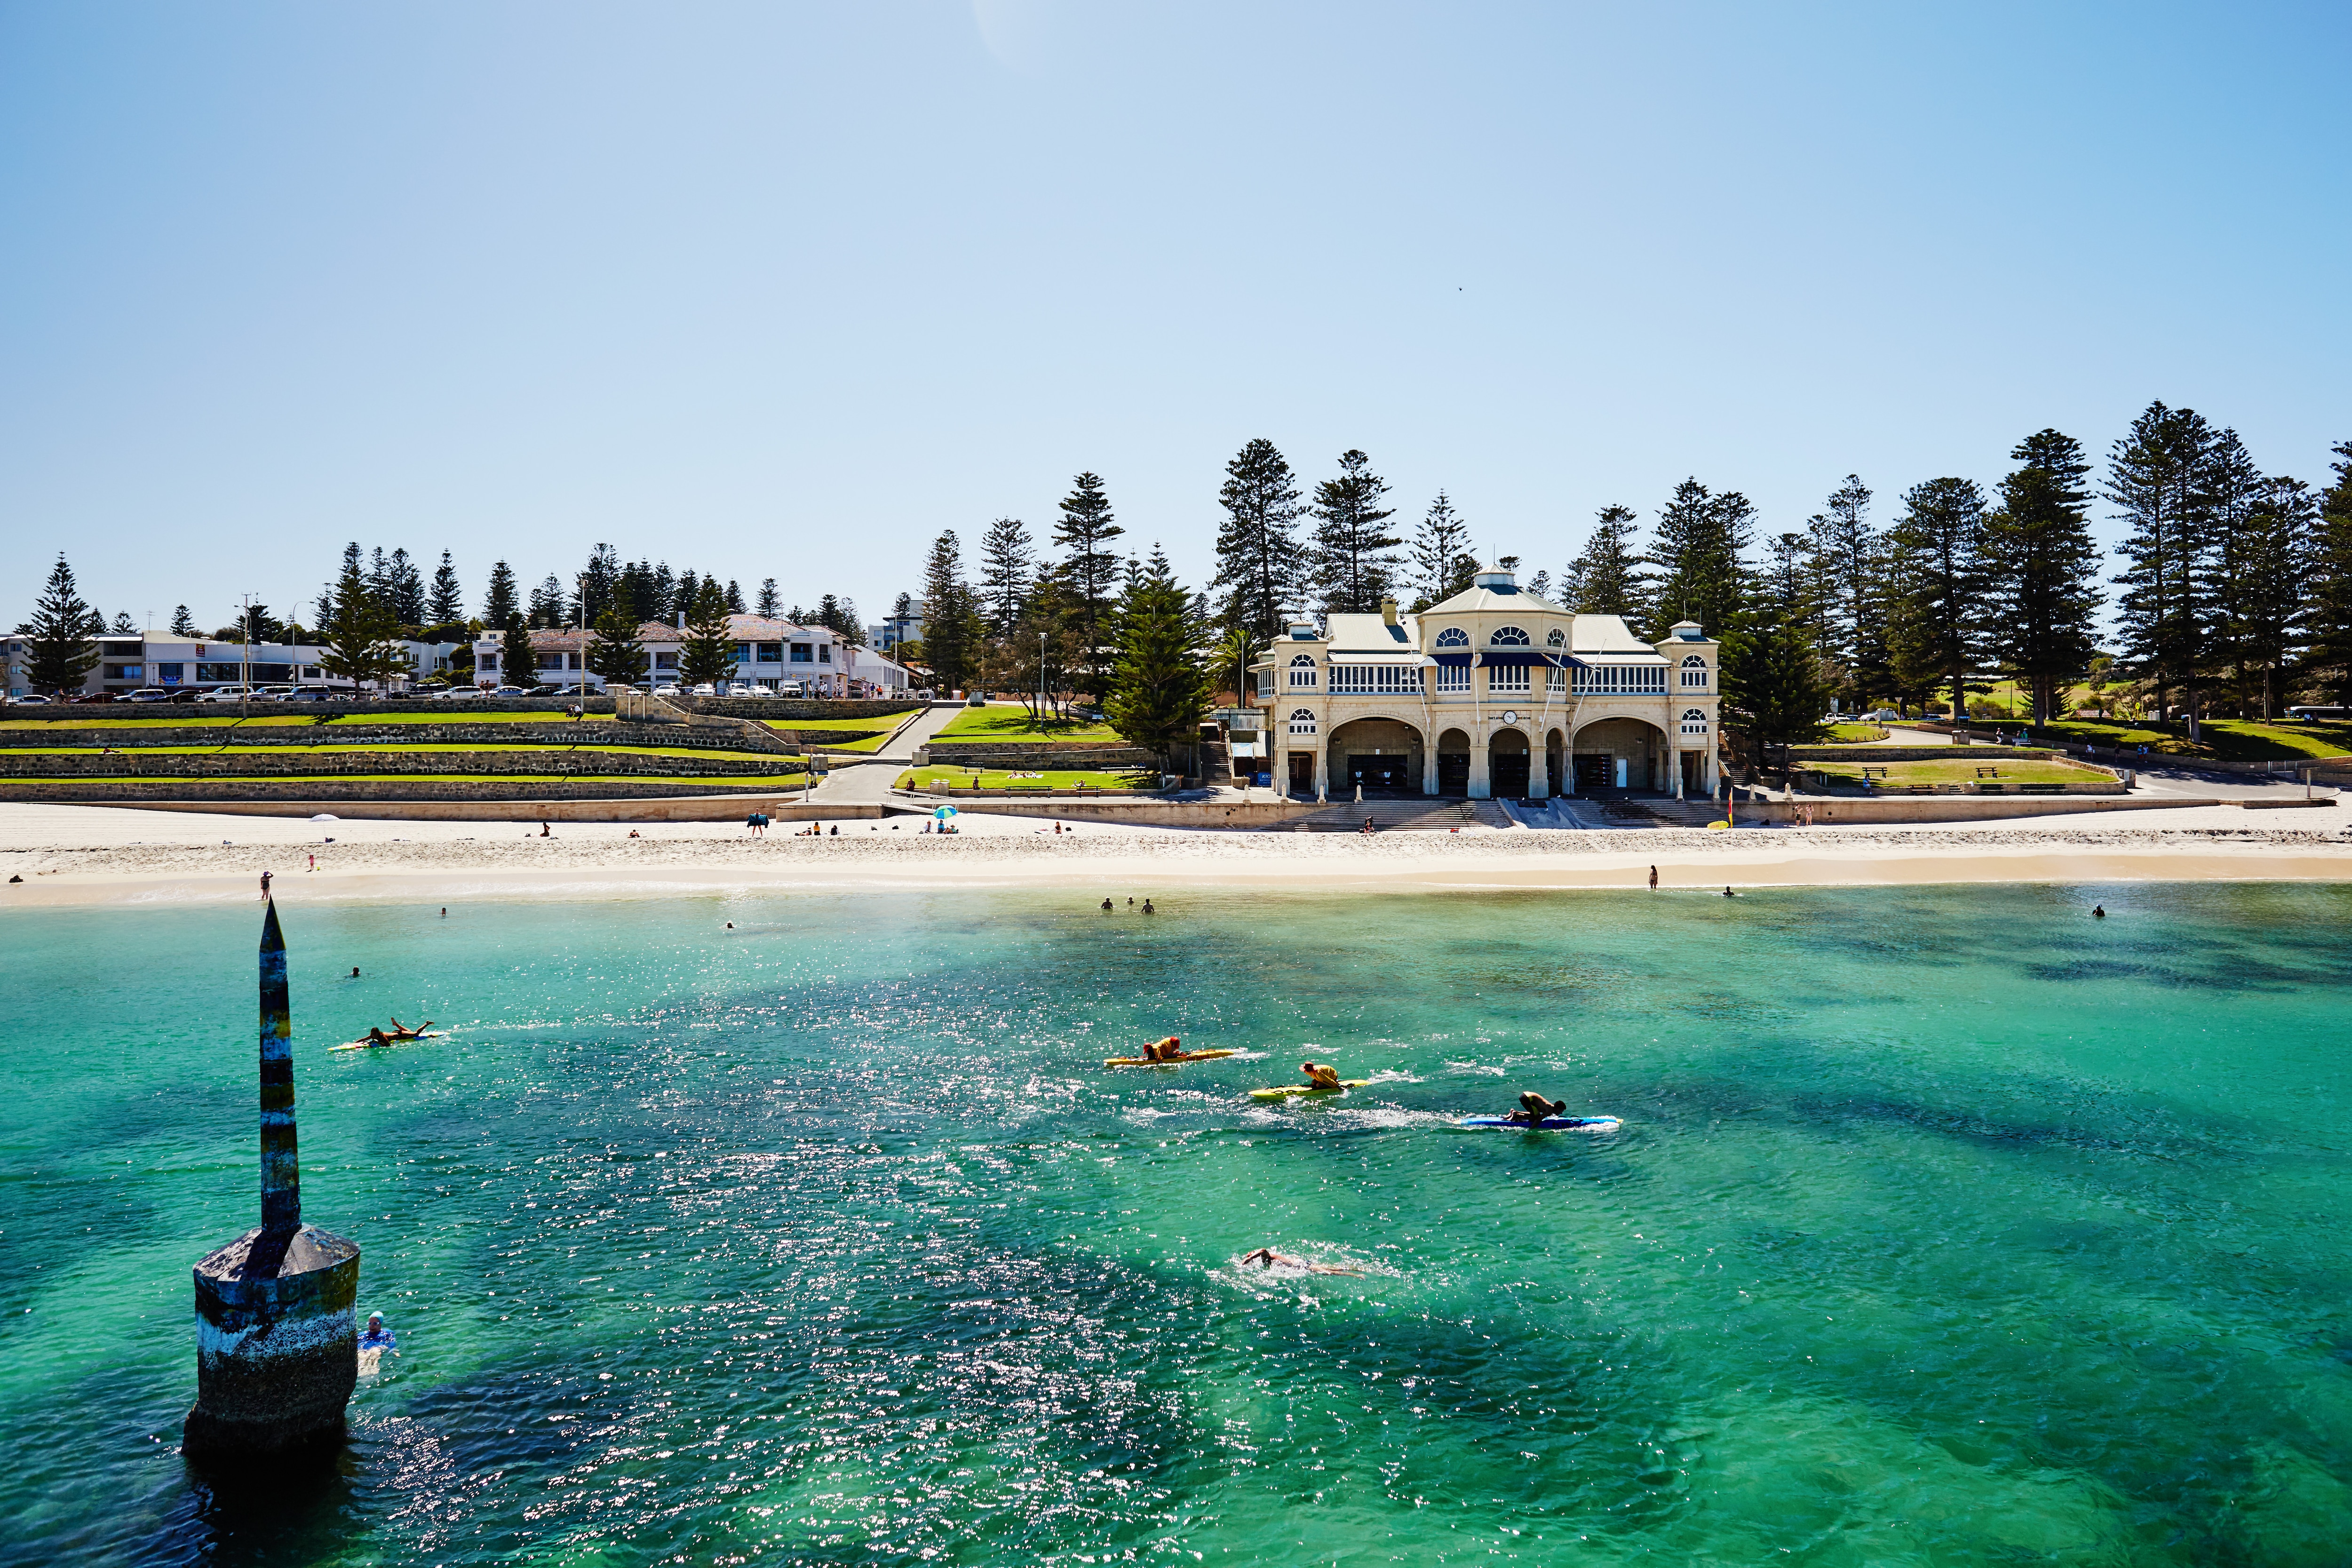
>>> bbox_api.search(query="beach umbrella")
[933,805,958,819]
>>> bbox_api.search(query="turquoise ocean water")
[2,882,2350,1565]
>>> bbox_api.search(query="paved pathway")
[806,704,961,808]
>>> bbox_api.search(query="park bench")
[1975,766,2001,779]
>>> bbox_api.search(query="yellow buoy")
[1706,820,1731,831]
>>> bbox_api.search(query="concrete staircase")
[1270,797,1512,832]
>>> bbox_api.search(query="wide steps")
[1275,798,1510,832]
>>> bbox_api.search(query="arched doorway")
[1570,716,1670,792]
[1489,727,1530,798]
[1436,728,1470,796]
[1545,728,1565,793]
[1327,717,1424,796]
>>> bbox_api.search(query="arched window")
[1545,627,1565,647]
[1488,625,1531,646]
[1288,653,1319,689]
[1434,627,1469,648]
[1680,654,1709,689]
[1680,708,1708,736]
[1288,708,1318,735]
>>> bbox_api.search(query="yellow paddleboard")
[1104,1050,1237,1067]
[1249,1080,1369,1100]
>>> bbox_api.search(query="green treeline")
[906,413,2352,768]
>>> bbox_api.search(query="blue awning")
[1431,651,1589,668]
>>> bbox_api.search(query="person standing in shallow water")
[1649,865,1658,890]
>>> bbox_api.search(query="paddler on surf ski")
[1298,1061,1345,1090]
[1502,1092,1568,1126]
[1141,1035,1186,1062]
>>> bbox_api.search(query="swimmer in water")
[1239,1248,1362,1276]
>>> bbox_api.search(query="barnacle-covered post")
[183,901,362,1462]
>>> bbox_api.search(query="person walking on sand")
[259,870,272,901]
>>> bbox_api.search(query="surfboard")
[329,1031,446,1052]
[1458,1114,1621,1132]
[1249,1081,1369,1100]
[1104,1050,1237,1067]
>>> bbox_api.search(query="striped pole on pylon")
[258,899,300,1234]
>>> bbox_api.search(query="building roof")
[1568,615,1663,654]
[1420,581,1566,616]
[1324,613,1421,652]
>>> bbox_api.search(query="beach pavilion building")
[1248,564,1720,801]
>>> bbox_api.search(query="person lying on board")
[387,1017,434,1040]
[1240,1248,1363,1276]
[1300,1061,1344,1090]
[361,1027,394,1047]
[1141,1035,1185,1061]
[1503,1092,1569,1126]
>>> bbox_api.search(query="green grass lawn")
[1821,724,1890,743]
[790,731,893,753]
[895,766,1151,792]
[323,710,575,725]
[8,741,795,762]
[2031,718,2352,762]
[931,706,1119,744]
[1809,758,2117,786]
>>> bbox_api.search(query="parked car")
[251,685,297,702]
[126,688,174,703]
[689,683,716,697]
[776,681,805,697]
[286,686,335,701]
[652,683,681,695]
[741,686,774,699]
[492,685,530,697]
[199,686,256,703]
[438,685,487,700]
[8,694,52,705]
[167,688,204,703]
[73,691,120,703]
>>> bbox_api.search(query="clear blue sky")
[4,1,2346,633]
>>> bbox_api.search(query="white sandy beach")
[2,800,2348,907]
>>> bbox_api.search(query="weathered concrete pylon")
[183,901,362,1462]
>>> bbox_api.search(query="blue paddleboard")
[1459,1115,1622,1132]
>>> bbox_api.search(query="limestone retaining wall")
[79,796,872,823]
[0,721,797,755]
[0,750,795,780]
[0,775,794,802]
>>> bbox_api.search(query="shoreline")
[5,801,2350,906]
